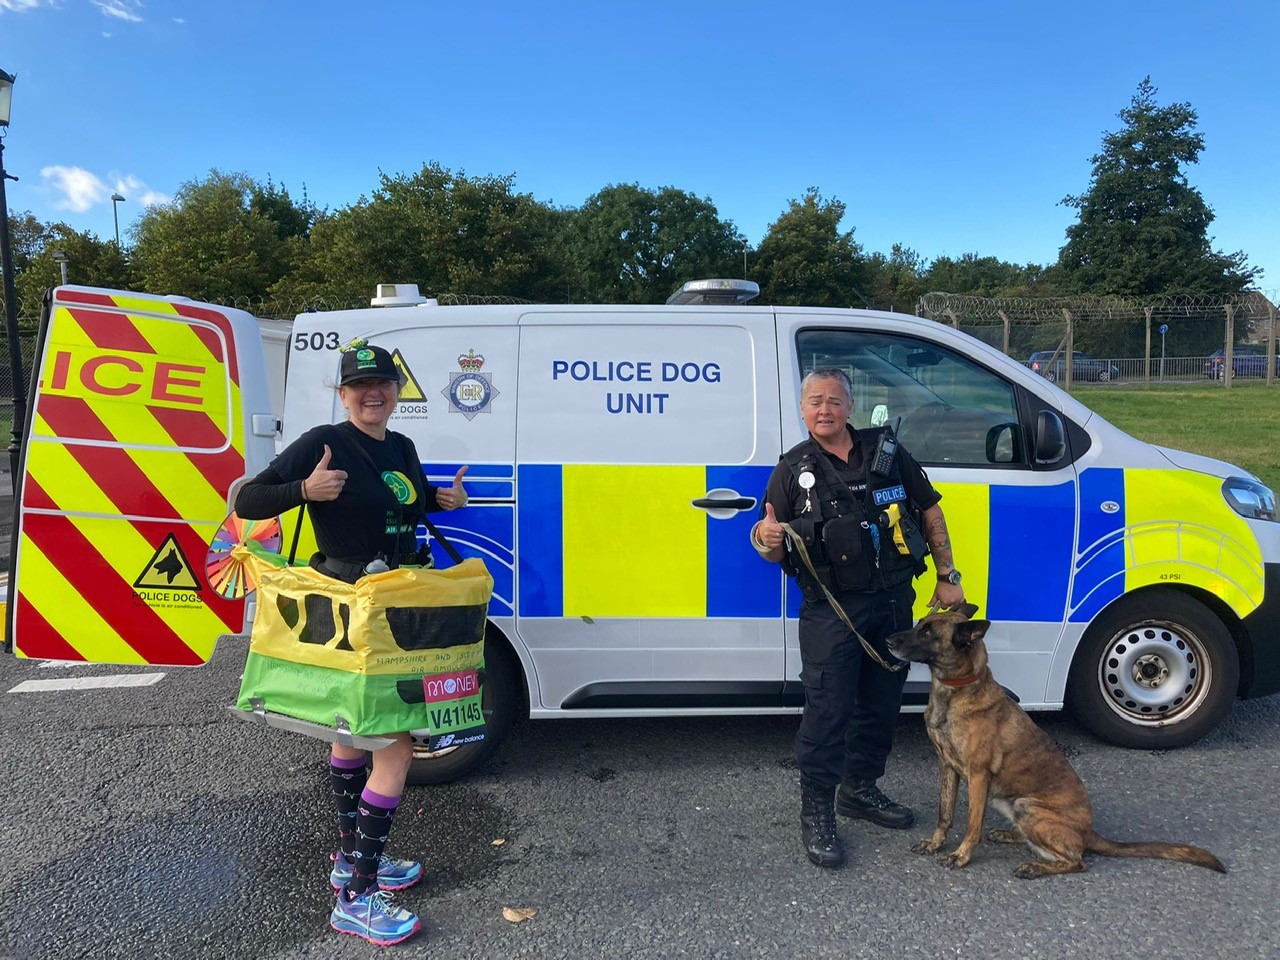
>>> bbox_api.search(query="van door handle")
[692,490,758,519]
[692,496,756,510]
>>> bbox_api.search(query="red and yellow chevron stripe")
[13,290,250,665]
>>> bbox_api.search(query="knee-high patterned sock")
[348,787,399,897]
[330,754,368,860]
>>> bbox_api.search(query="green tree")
[3,213,131,321]
[864,244,928,312]
[924,253,1044,297]
[1057,77,1259,295]
[754,189,871,307]
[566,183,743,303]
[131,170,297,302]
[14,223,131,312]
[277,163,567,304]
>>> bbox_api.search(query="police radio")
[870,418,902,476]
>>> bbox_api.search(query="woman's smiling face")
[340,377,400,435]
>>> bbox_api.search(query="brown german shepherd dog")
[885,604,1226,878]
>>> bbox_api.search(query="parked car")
[1028,350,1120,383]
[1204,346,1276,379]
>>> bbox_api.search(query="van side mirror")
[1034,410,1067,466]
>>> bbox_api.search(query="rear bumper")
[1242,563,1280,699]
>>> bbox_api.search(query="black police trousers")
[795,583,916,789]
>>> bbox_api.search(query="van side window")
[796,329,1026,467]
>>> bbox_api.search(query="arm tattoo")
[926,515,950,554]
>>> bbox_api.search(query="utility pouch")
[881,502,929,577]
[822,515,873,591]
[787,517,825,558]
[896,512,930,576]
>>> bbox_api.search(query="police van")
[8,280,1279,784]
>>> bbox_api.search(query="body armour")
[781,427,922,596]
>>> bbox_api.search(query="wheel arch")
[1069,583,1250,694]
[484,618,532,719]
[1064,583,1244,748]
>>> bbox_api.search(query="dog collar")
[938,673,982,688]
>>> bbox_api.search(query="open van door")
[5,286,277,665]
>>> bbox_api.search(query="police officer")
[753,368,965,868]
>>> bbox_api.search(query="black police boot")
[799,778,845,868]
[836,778,916,829]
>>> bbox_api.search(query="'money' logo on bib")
[873,484,907,506]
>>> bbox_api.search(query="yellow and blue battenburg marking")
[427,462,1265,627]
[518,464,779,618]
[420,463,515,618]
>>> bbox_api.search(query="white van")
[8,281,1279,783]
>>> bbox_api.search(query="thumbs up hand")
[303,444,348,502]
[435,465,470,510]
[753,501,785,555]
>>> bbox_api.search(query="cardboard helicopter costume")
[232,342,492,744]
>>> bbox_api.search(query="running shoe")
[330,886,421,946]
[329,851,423,891]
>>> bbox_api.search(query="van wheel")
[1098,369,1111,382]
[405,634,521,786]
[1044,370,1057,383]
[1067,592,1238,749]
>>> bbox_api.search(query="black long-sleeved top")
[235,421,443,565]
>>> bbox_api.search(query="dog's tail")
[1086,832,1226,873]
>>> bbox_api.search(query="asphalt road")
[2,628,1279,960]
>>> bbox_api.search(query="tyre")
[1044,370,1057,383]
[405,631,523,786]
[1098,369,1111,382]
[1067,592,1239,749]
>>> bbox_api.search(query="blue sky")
[3,0,1277,295]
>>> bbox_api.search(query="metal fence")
[919,291,1279,390]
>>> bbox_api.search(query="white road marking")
[37,659,95,668]
[9,673,166,693]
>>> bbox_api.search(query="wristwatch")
[943,568,962,585]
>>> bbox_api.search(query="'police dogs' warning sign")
[134,534,201,592]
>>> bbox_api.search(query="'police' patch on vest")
[873,484,907,506]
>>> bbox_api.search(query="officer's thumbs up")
[303,443,347,502]
[756,502,784,552]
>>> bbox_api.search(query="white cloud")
[42,165,108,213]
[40,166,169,214]
[91,0,142,22]
[172,15,183,23]
[0,0,49,13]
[113,173,169,208]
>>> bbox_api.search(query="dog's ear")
[952,619,990,650]
[957,602,980,620]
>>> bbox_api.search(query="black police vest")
[781,427,919,595]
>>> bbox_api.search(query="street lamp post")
[111,192,125,247]
[0,67,25,494]
[743,240,748,278]
[52,249,68,285]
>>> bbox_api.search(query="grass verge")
[1072,381,1280,491]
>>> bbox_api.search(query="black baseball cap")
[339,344,403,385]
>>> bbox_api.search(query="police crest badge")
[443,349,500,421]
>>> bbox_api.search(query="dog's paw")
[985,829,1022,845]
[940,852,971,870]
[911,838,943,855]
[1013,862,1044,880]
